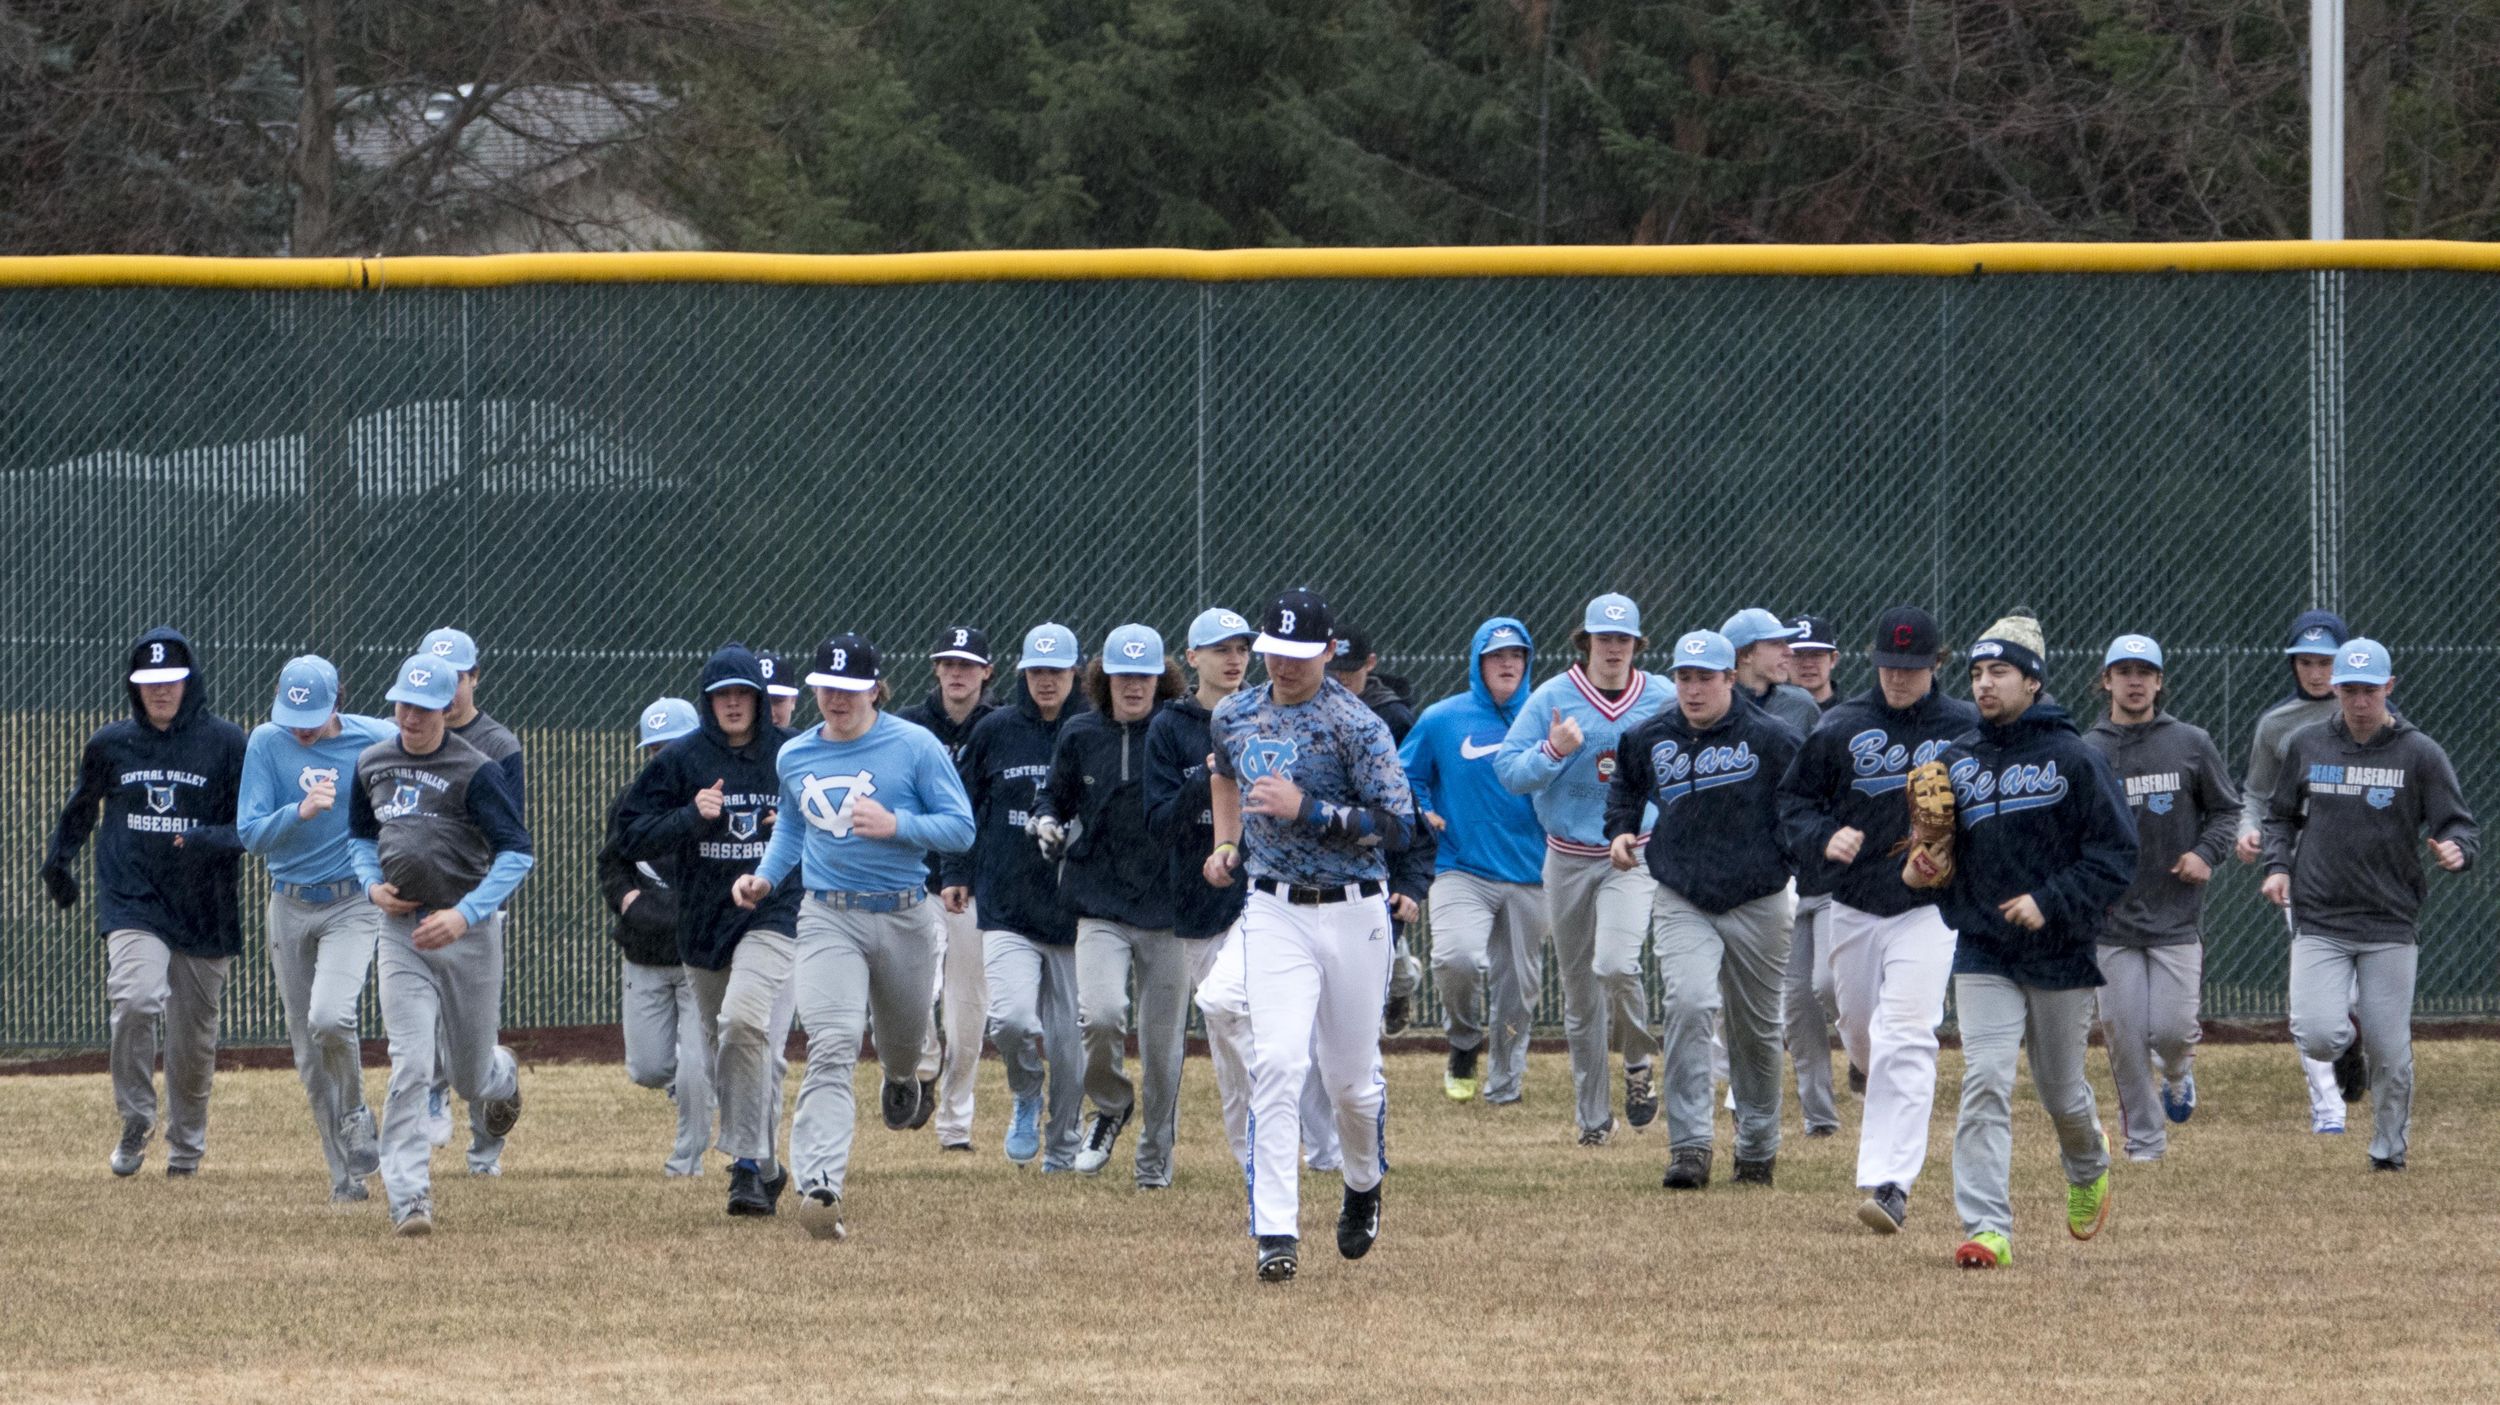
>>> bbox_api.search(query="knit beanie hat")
[1971,610,2045,682]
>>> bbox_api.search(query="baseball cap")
[2103,634,2165,670]
[270,655,341,728]
[1018,623,1080,671]
[1582,593,1642,636]
[1670,630,1737,673]
[703,644,767,694]
[1480,620,1531,654]
[1255,588,1335,660]
[930,626,992,667]
[2331,638,2392,687]
[1186,608,1255,650]
[2285,623,2344,656]
[756,651,799,699]
[1789,614,1836,653]
[384,653,457,710]
[1721,608,1802,652]
[636,697,699,748]
[419,627,479,672]
[127,634,194,686]
[1329,622,1375,672]
[806,633,882,692]
[1870,607,1943,669]
[1102,624,1167,676]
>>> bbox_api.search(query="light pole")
[2308,0,2345,612]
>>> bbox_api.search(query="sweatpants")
[2285,908,2357,1126]
[1075,918,1196,1186]
[1951,974,2109,1239]
[105,929,231,1172]
[927,898,988,1144]
[2289,934,2420,1164]
[620,957,710,1175]
[1544,849,1659,1134]
[376,913,518,1219]
[1654,885,1792,1161]
[789,900,939,1198]
[985,930,1084,1170]
[2096,943,2203,1160]
[688,930,797,1165]
[1427,872,1546,1104]
[1783,894,1842,1133]
[1239,889,1390,1239]
[1828,901,1954,1191]
[267,893,380,1195]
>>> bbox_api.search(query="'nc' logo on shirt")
[1238,736,1299,782]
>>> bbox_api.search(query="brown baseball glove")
[1899,759,1956,889]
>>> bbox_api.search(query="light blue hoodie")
[1399,618,1547,884]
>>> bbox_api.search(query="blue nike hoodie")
[1398,617,1545,885]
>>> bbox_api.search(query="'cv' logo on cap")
[1122,641,1147,659]
[430,640,454,656]
[645,709,668,729]
[1682,638,1708,655]
[408,668,433,687]
[1218,612,1247,630]
[286,686,312,705]
[2123,639,2149,654]
[1033,637,1057,654]
[2347,651,2371,667]
[1603,605,1628,621]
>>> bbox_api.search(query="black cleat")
[881,1077,923,1131]
[1576,1117,1617,1149]
[1382,993,1413,1037]
[1337,1182,1382,1260]
[1624,1061,1659,1131]
[727,1163,775,1217]
[2369,1156,2405,1172]
[1733,1155,1776,1187]
[906,1077,939,1131]
[165,1164,198,1179]
[1256,1234,1299,1283]
[2332,1041,2369,1104]
[1857,1181,1908,1234]
[1847,1063,1866,1095]
[1662,1148,1712,1190]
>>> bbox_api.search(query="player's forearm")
[455,850,536,927]
[348,838,385,889]
[1210,772,1242,847]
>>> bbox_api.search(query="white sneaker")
[796,1185,847,1241]
[2311,1111,2346,1135]
[424,1087,454,1149]
[1073,1108,1131,1176]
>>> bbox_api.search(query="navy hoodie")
[41,628,248,957]
[613,645,800,969]
[1938,697,2139,990]
[1608,692,1803,914]
[942,676,1083,945]
[598,783,684,967]
[1775,684,1980,917]
[900,689,996,893]
[1143,693,1246,941]
[1045,701,1176,929]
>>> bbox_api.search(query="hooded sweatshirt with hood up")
[1397,617,1545,886]
[2237,608,2348,843]
[42,627,248,957]
[942,672,1086,945]
[614,644,801,969]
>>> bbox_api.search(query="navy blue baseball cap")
[1789,614,1836,653]
[756,651,799,698]
[1870,607,1943,669]
[931,626,991,667]
[1256,589,1335,660]
[807,634,881,692]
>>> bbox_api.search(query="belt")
[1250,877,1385,906]
[806,888,923,913]
[273,879,359,906]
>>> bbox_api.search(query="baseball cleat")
[796,1186,847,1241]
[1847,1063,1866,1095]
[1444,1046,1480,1103]
[480,1047,524,1138]
[939,1141,973,1153]
[165,1164,197,1178]
[424,1087,454,1148]
[1661,1148,1712,1191]
[1382,992,1413,1038]
[907,1077,939,1132]
[2369,1156,2405,1172]
[2332,1041,2369,1103]
[879,1077,922,1132]
[109,1115,151,1177]
[727,1161,775,1217]
[1624,1061,1658,1131]
[2161,1073,2197,1125]
[1004,1092,1042,1166]
[331,1182,371,1205]
[1073,1106,1131,1175]
[1576,1117,1617,1149]
[1803,1124,1839,1139]
[340,1106,382,1180]
[1337,1183,1382,1260]
[1954,1231,2010,1269]
[393,1205,434,1238]
[1732,1155,1775,1188]
[1857,1182,1908,1234]
[1256,1235,1299,1283]
[2067,1170,2112,1241]
[2311,1111,2346,1135]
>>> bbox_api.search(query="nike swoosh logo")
[1460,738,1502,760]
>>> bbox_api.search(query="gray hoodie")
[2237,692,2337,842]
[2261,715,2478,944]
[1746,680,1824,738]
[2083,711,2240,947]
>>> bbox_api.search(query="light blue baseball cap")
[1186,607,1256,650]
[1670,630,1736,673]
[1720,608,1802,651]
[1018,622,1080,671]
[1583,593,1642,636]
[2103,633,2165,670]
[1102,624,1167,676]
[384,653,458,710]
[419,627,479,672]
[2331,638,2392,687]
[636,697,699,748]
[270,655,341,728]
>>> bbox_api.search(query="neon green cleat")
[1444,1046,1479,1103]
[2068,1170,2112,1241]
[1954,1230,2010,1269]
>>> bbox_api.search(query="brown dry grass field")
[4,1042,2496,1404]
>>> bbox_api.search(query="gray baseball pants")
[1783,894,1841,1134]
[789,899,939,1198]
[105,929,231,1173]
[985,929,1085,1170]
[1075,918,1197,1186]
[268,892,380,1195]
[1654,885,1792,1161]
[376,912,519,1219]
[687,929,797,1165]
[1427,872,1545,1104]
[2096,943,2203,1160]
[924,898,988,1144]
[1544,849,1659,1135]
[1950,974,2109,1239]
[2289,934,2419,1164]
[621,956,712,1176]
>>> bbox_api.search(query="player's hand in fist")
[412,908,469,950]
[1424,810,1447,833]
[298,776,337,821]
[850,796,898,840]
[1243,775,1303,820]
[1030,815,1069,861]
[694,779,727,821]
[2429,837,2467,871]
[2234,830,2264,864]
[1547,714,1584,758]
[1391,894,1419,923]
[1607,832,1641,871]
[731,874,773,910]
[1997,893,2044,931]
[2171,851,2213,885]
[1825,826,1865,864]
[940,885,971,915]
[1203,843,1240,888]
[2260,872,2290,907]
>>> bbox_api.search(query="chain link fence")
[3,262,2491,1049]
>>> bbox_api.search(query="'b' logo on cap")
[1122,641,1146,659]
[286,686,311,705]
[759,659,775,680]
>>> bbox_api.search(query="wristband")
[1212,841,1239,855]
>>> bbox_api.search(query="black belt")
[1250,878,1385,906]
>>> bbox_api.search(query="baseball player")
[2083,634,2240,1160]
[1773,606,1977,1235]
[235,655,396,1200]
[1607,629,1804,1189]
[1397,618,1547,1105]
[615,645,804,1217]
[346,652,530,1236]
[1495,593,1673,1145]
[1205,588,1416,1284]
[1921,613,2134,1269]
[40,628,246,1178]
[758,650,802,731]
[1043,625,1192,1185]
[2261,639,2477,1172]
[415,627,525,1149]
[1329,623,1425,1032]
[734,633,975,1239]
[900,625,999,1152]
[942,623,1087,1170]
[1781,612,1847,1137]
[1722,608,1823,735]
[2233,610,2366,1131]
[1788,614,1843,710]
[597,697,711,1179]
